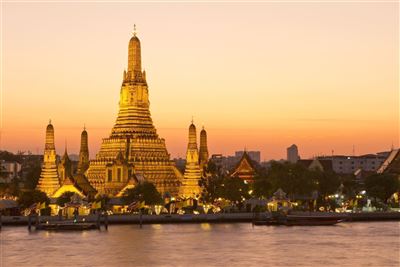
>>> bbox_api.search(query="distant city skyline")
[1,2,398,160]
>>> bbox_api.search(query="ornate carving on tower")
[36,121,60,196]
[199,127,209,169]
[58,146,72,184]
[77,126,89,174]
[230,151,256,182]
[86,30,182,196]
[180,122,202,198]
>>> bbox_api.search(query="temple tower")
[77,127,89,174]
[199,127,209,169]
[180,122,202,198]
[86,30,182,196]
[58,146,72,184]
[36,121,60,196]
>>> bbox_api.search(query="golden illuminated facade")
[36,123,97,199]
[77,127,89,174]
[180,122,202,198]
[199,127,209,169]
[86,31,182,196]
[36,121,60,196]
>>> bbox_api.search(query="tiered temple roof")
[180,122,202,198]
[36,121,61,196]
[86,32,182,196]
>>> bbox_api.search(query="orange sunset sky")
[1,1,398,160]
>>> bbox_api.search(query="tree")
[252,174,271,198]
[24,164,42,190]
[200,174,224,203]
[222,176,250,203]
[200,174,250,204]
[314,170,340,197]
[267,162,317,199]
[18,190,49,209]
[123,182,163,205]
[365,173,399,201]
[56,191,75,207]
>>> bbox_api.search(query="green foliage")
[24,164,42,190]
[314,170,340,196]
[339,174,358,197]
[365,173,399,201]
[252,174,271,198]
[17,190,49,209]
[123,182,163,205]
[0,178,21,197]
[0,151,20,162]
[200,175,249,203]
[56,191,75,207]
[266,162,318,198]
[200,174,222,203]
[251,162,345,200]
[222,176,250,202]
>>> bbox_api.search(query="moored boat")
[35,221,100,231]
[253,214,345,226]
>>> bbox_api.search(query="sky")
[1,1,399,160]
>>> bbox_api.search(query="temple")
[230,151,256,182]
[85,31,182,196]
[36,121,60,196]
[37,124,97,199]
[77,126,89,174]
[199,127,209,169]
[179,122,202,198]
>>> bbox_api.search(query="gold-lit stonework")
[199,127,209,169]
[36,121,61,196]
[179,122,202,198]
[77,127,89,174]
[86,32,182,196]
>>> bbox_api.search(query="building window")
[339,161,342,164]
[107,170,112,182]
[117,168,122,182]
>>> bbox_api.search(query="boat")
[35,221,100,231]
[253,214,344,226]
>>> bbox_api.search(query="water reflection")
[2,222,399,267]
[200,223,211,231]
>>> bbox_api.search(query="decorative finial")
[83,123,86,131]
[191,115,194,124]
[133,24,137,37]
[49,119,52,125]
[65,139,68,153]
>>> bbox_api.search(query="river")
[1,222,399,267]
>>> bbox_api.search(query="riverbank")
[1,211,400,226]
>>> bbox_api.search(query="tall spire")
[36,121,60,196]
[86,31,182,197]
[45,120,55,150]
[199,126,209,168]
[78,125,89,174]
[180,121,202,198]
[127,26,142,81]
